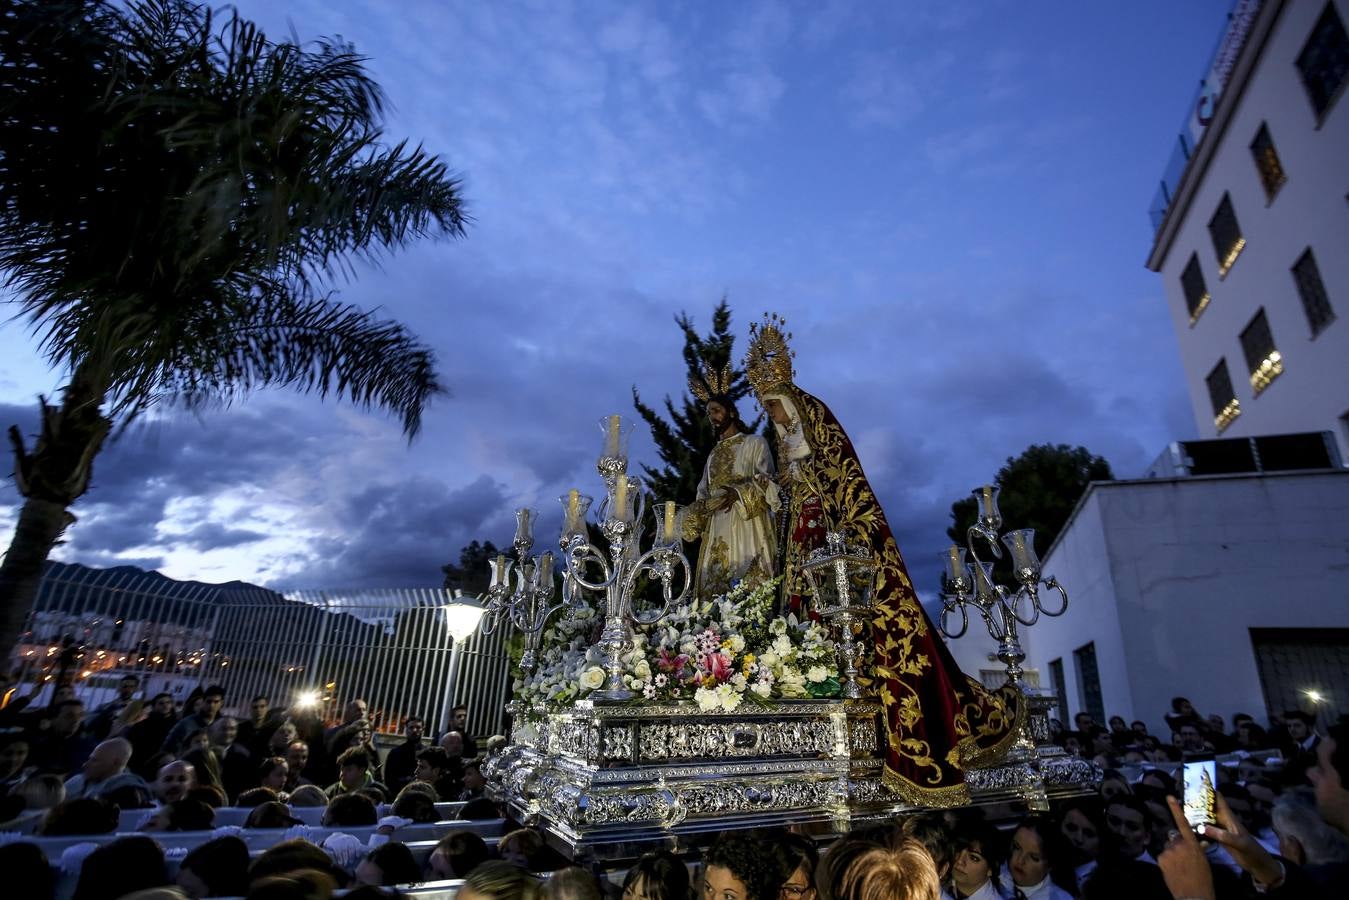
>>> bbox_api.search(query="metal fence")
[8,563,512,738]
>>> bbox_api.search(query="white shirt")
[999,865,1073,900]
[954,880,1007,900]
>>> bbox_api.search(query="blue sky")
[0,0,1232,600]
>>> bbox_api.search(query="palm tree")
[0,0,469,656]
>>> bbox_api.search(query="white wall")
[1022,470,1349,737]
[1156,0,1349,457]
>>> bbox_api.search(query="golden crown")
[744,312,796,398]
[688,362,734,404]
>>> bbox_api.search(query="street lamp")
[443,592,487,643]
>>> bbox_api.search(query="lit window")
[1240,308,1283,394]
[1249,123,1287,201]
[1181,253,1210,324]
[1291,248,1335,336]
[1206,359,1240,432]
[1296,2,1349,119]
[1208,193,1245,276]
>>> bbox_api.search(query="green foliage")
[946,444,1114,588]
[0,0,468,434]
[441,540,502,594]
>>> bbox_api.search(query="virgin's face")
[764,398,790,426]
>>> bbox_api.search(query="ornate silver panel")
[638,718,836,761]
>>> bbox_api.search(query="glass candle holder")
[1001,528,1040,582]
[514,507,538,547]
[651,500,684,548]
[943,545,972,594]
[973,484,1002,531]
[597,415,634,476]
[607,474,640,524]
[558,490,593,542]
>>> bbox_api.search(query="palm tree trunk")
[0,362,112,659]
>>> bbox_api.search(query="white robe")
[684,431,779,597]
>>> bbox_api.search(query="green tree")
[0,0,468,656]
[441,540,503,595]
[631,299,757,505]
[945,444,1113,588]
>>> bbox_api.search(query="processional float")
[477,357,1098,858]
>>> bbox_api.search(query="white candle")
[947,545,963,582]
[605,415,620,457]
[568,489,579,520]
[981,486,996,518]
[664,501,676,540]
[614,477,628,522]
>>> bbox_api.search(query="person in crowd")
[236,695,278,759]
[1130,720,1149,739]
[325,698,370,758]
[816,833,883,900]
[1164,697,1201,735]
[897,812,954,895]
[245,800,303,829]
[456,859,539,900]
[326,746,382,798]
[4,772,66,829]
[144,796,215,831]
[1175,721,1214,754]
[391,788,438,823]
[128,693,178,776]
[1057,799,1104,885]
[383,715,424,796]
[459,796,503,820]
[1103,795,1156,866]
[161,684,224,753]
[704,830,789,900]
[179,728,212,756]
[289,784,330,807]
[248,868,338,900]
[1270,789,1349,890]
[88,673,140,740]
[428,831,490,880]
[323,791,378,827]
[153,759,196,805]
[1073,712,1100,738]
[355,842,422,887]
[773,832,819,900]
[287,705,329,783]
[0,841,55,900]
[1082,859,1172,900]
[28,698,96,773]
[838,838,940,900]
[498,827,549,870]
[1004,815,1075,899]
[285,739,313,790]
[1235,717,1271,751]
[621,850,689,900]
[41,796,120,835]
[181,746,224,797]
[259,756,290,794]
[188,783,226,808]
[72,835,168,900]
[177,835,251,899]
[439,728,467,768]
[0,731,32,790]
[460,756,487,801]
[237,786,280,807]
[948,819,1005,900]
[248,837,345,885]
[267,719,300,759]
[414,746,462,801]
[209,715,253,801]
[541,866,603,900]
[63,736,146,799]
[486,734,509,755]
[1098,769,1131,804]
[451,704,480,756]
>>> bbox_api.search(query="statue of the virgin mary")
[745,313,1021,806]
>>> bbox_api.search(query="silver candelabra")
[480,415,693,700]
[800,532,878,699]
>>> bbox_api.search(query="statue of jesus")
[681,364,780,598]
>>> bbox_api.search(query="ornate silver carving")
[638,719,836,761]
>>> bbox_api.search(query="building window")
[1048,657,1070,727]
[1207,359,1241,432]
[1296,2,1349,120]
[1249,123,1287,200]
[1240,308,1284,394]
[1073,642,1105,729]
[1292,248,1336,336]
[1208,193,1245,276]
[1181,253,1211,324]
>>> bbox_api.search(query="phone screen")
[1182,754,1219,830]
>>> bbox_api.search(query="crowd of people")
[1,676,1347,900]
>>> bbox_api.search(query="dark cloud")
[165,522,269,552]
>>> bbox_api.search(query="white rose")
[807,665,829,684]
[727,634,746,654]
[751,682,772,699]
[773,635,793,655]
[579,666,606,691]
[758,650,780,669]
[694,686,721,712]
[634,659,652,681]
[717,684,743,712]
[731,673,748,692]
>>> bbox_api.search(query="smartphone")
[1182,753,1219,831]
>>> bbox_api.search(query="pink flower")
[657,648,689,675]
[706,650,733,683]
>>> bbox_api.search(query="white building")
[1145,0,1349,458]
[945,468,1349,738]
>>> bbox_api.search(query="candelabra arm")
[939,597,969,639]
[562,540,617,594]
[1040,576,1069,617]
[621,546,691,625]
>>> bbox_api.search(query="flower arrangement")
[511,576,843,711]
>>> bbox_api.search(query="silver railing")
[7,563,512,738]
